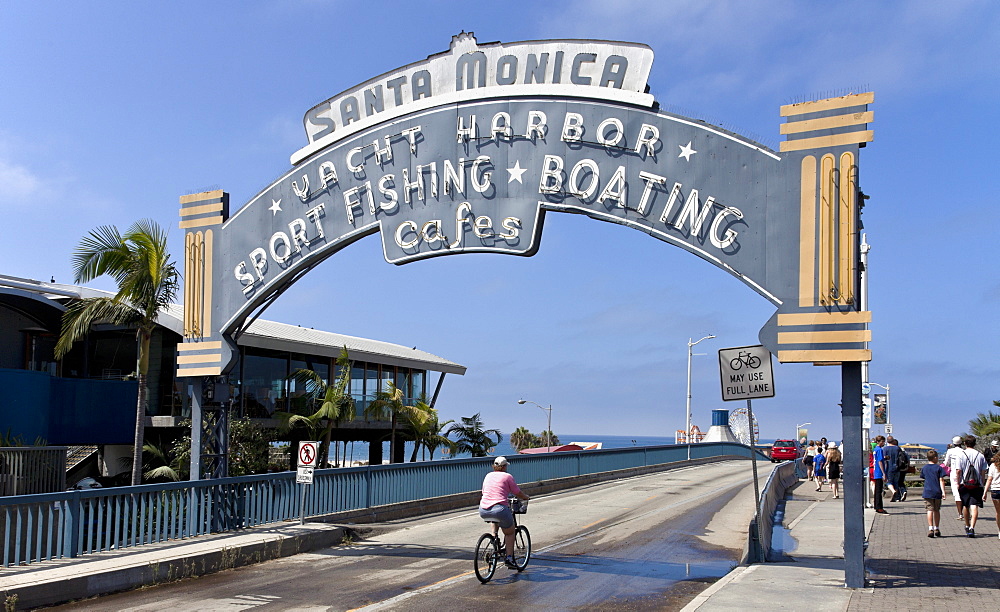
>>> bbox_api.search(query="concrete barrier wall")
[745,460,799,563]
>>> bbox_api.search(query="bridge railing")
[1,441,757,568]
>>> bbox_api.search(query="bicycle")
[474,497,531,583]
[729,350,761,370]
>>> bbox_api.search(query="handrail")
[2,441,755,568]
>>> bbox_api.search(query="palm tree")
[55,220,179,486]
[968,408,1000,438]
[365,381,429,463]
[403,401,455,461]
[275,347,354,468]
[510,426,538,452]
[445,413,502,457]
[422,415,456,461]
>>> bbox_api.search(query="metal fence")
[0,447,67,497]
[1,441,756,568]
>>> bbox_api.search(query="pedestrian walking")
[921,449,946,538]
[825,442,842,498]
[944,436,965,520]
[873,435,887,514]
[883,437,901,502]
[984,439,998,465]
[982,451,1000,539]
[804,441,816,480]
[895,440,910,501]
[813,448,827,491]
[954,435,988,537]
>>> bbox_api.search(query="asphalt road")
[54,459,768,611]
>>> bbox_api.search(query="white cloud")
[0,156,46,208]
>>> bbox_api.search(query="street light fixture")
[518,399,553,449]
[686,334,715,460]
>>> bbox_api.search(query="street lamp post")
[686,335,716,460]
[796,422,811,445]
[518,399,553,448]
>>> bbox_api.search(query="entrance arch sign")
[176,33,874,378]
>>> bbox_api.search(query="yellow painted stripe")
[780,92,874,117]
[838,152,856,304]
[177,366,223,377]
[180,190,225,204]
[179,202,224,217]
[203,229,213,338]
[798,156,817,308]
[778,311,872,326]
[778,349,871,363]
[580,517,609,530]
[177,353,222,365]
[819,154,835,305]
[178,341,223,351]
[777,330,872,344]
[180,216,224,229]
[780,130,874,153]
[779,111,873,134]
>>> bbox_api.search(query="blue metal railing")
[1,441,757,568]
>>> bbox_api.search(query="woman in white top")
[982,453,1000,539]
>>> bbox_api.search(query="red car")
[771,440,799,463]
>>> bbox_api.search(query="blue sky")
[1,1,997,445]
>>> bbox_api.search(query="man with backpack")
[954,435,988,537]
[895,440,911,501]
[883,437,902,502]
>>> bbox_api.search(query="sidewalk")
[685,480,1000,611]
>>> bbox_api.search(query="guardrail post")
[365,463,372,509]
[62,490,81,559]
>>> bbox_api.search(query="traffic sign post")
[297,441,319,524]
[718,345,775,563]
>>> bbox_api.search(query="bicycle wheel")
[748,355,761,369]
[730,357,742,370]
[474,533,498,583]
[511,525,531,571]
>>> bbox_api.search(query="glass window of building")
[365,363,378,400]
[351,364,366,411]
[242,349,288,417]
[411,370,425,400]
[381,365,394,395]
[289,353,329,412]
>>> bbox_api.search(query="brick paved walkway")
[848,495,1000,609]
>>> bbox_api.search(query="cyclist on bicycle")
[479,456,530,568]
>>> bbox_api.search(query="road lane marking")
[347,570,475,611]
[580,518,609,530]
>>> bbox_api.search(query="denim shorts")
[479,504,514,529]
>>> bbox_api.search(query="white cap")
[493,456,508,466]
[828,442,837,449]
[992,440,999,447]
[952,436,963,445]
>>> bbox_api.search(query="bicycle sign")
[718,345,775,401]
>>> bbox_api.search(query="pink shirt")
[480,471,521,509]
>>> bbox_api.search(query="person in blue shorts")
[921,449,947,537]
[813,450,826,492]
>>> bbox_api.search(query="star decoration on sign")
[507,160,527,184]
[269,199,282,216]
[678,141,697,162]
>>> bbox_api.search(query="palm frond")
[55,297,141,358]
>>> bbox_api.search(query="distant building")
[0,274,465,480]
